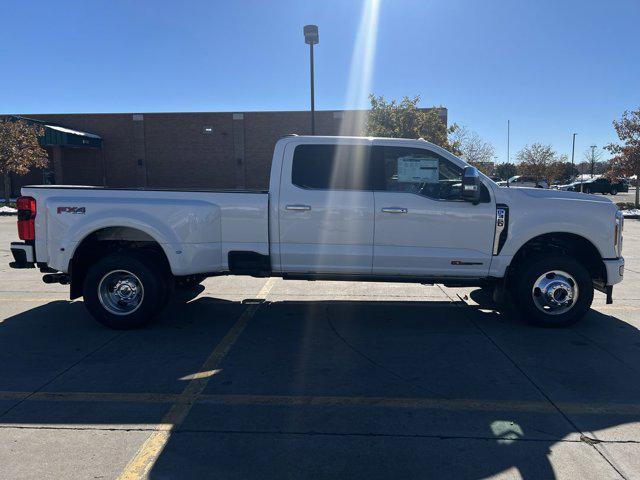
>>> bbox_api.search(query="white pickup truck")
[10,135,624,329]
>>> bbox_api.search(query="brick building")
[2,108,446,196]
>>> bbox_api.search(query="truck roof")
[284,134,430,143]
[278,135,445,153]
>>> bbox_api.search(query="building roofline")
[8,107,446,117]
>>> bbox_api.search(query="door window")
[372,146,464,201]
[291,144,374,191]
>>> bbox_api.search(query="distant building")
[2,108,447,197]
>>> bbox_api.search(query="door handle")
[381,207,408,214]
[285,204,311,211]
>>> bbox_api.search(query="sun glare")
[339,0,382,137]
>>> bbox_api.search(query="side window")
[291,144,373,191]
[373,146,464,201]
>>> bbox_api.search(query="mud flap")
[606,285,613,304]
[594,282,613,304]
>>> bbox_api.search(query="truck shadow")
[0,293,638,479]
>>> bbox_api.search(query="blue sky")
[1,0,638,163]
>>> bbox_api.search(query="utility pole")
[590,145,597,177]
[303,25,319,135]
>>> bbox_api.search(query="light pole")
[304,25,319,135]
[590,145,597,177]
[571,133,577,179]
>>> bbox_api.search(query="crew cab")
[10,136,625,329]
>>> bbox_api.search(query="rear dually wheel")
[83,253,168,329]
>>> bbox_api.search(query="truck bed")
[22,185,270,276]
[24,184,268,194]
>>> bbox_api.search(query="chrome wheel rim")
[98,270,144,316]
[532,270,578,315]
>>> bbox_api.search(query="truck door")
[278,142,375,274]
[371,145,495,277]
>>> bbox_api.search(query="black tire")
[83,252,168,329]
[610,188,617,195]
[514,255,593,327]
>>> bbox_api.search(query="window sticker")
[397,156,439,183]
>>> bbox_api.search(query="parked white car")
[505,175,549,189]
[10,136,624,329]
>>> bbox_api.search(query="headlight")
[615,210,624,257]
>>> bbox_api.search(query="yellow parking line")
[0,391,180,403]
[194,394,640,416]
[117,277,276,480]
[255,277,277,298]
[2,390,640,417]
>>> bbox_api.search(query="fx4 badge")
[57,206,86,215]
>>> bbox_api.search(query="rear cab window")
[290,143,490,202]
[291,144,374,190]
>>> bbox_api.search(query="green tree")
[365,95,461,154]
[0,118,48,205]
[606,108,640,207]
[494,162,518,181]
[548,161,578,183]
[516,143,563,184]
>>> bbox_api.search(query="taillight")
[17,196,36,241]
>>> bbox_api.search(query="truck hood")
[494,185,615,206]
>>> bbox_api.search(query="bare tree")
[582,147,603,177]
[452,126,495,175]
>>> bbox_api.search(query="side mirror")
[461,166,481,204]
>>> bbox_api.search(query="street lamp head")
[304,25,319,45]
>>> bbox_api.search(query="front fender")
[502,223,610,259]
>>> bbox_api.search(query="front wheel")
[83,253,168,329]
[514,255,593,327]
[610,188,618,195]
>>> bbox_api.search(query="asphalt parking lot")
[596,187,637,205]
[0,216,639,479]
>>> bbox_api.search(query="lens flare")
[339,0,382,137]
